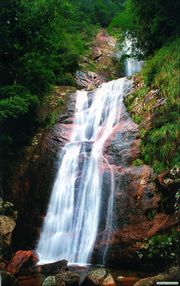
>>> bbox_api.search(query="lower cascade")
[36,77,132,265]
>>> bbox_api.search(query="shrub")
[137,229,179,265]
[0,85,38,121]
[125,39,180,173]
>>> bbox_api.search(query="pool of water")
[17,264,155,286]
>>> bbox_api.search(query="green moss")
[132,158,144,166]
[125,86,148,111]
[145,209,157,220]
[132,114,143,124]
[45,110,59,127]
[57,98,65,107]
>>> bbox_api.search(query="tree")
[112,0,180,56]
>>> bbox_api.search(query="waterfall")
[123,36,144,77]
[36,77,132,265]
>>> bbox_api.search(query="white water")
[116,36,143,76]
[123,37,143,77]
[36,77,132,265]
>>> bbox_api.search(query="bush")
[0,85,38,121]
[125,39,180,174]
[137,229,179,265]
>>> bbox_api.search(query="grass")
[125,38,180,173]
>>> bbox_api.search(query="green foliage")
[140,39,180,172]
[143,39,180,100]
[174,190,180,215]
[125,39,180,174]
[72,0,123,28]
[141,123,179,173]
[57,98,65,107]
[132,158,143,167]
[0,85,38,120]
[0,0,97,194]
[55,75,76,86]
[108,0,133,32]
[46,110,59,127]
[112,0,180,56]
[145,209,157,220]
[132,114,142,124]
[125,86,148,110]
[137,229,179,265]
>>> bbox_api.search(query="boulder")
[55,271,80,286]
[92,47,102,61]
[156,167,180,214]
[0,198,17,219]
[42,275,56,286]
[82,269,115,286]
[116,276,139,286]
[0,260,6,271]
[7,250,38,275]
[0,271,19,286]
[134,266,180,286]
[0,215,16,246]
[102,273,116,286]
[40,259,68,274]
[76,71,105,89]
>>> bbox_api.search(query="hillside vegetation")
[0,0,122,195]
[125,38,180,173]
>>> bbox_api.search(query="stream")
[36,77,132,265]
[15,34,153,286]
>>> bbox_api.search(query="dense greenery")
[0,0,83,193]
[109,0,180,56]
[137,228,179,266]
[125,38,180,173]
[72,0,123,27]
[0,0,124,195]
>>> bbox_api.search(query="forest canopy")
[0,0,123,192]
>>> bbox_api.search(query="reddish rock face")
[92,104,177,267]
[7,250,38,275]
[11,93,76,251]
[10,87,177,269]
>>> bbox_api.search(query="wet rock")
[0,271,19,286]
[40,259,68,274]
[102,273,116,286]
[76,71,105,89]
[0,260,6,271]
[105,120,139,166]
[155,167,180,214]
[95,30,116,48]
[42,275,56,286]
[11,93,76,250]
[134,266,180,286]
[82,268,109,286]
[92,47,102,61]
[7,250,38,275]
[55,271,80,286]
[0,198,17,218]
[116,276,139,286]
[0,215,16,246]
[95,160,178,267]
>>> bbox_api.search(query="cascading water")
[123,36,143,77]
[36,77,132,265]
[116,35,143,76]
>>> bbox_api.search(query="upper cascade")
[123,36,144,77]
[36,77,132,265]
